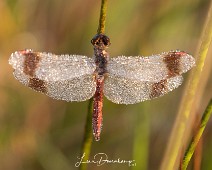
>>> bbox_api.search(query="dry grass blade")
[160,3,212,170]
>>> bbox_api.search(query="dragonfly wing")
[9,49,96,81]
[107,51,195,82]
[13,69,96,101]
[104,75,183,104]
[10,50,96,102]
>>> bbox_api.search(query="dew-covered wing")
[9,49,96,101]
[9,49,96,81]
[104,75,183,104]
[107,51,195,82]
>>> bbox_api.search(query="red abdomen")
[92,76,104,141]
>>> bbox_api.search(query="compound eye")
[91,37,99,46]
[103,37,110,46]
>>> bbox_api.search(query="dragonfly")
[9,34,195,141]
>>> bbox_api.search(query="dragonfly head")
[91,34,111,48]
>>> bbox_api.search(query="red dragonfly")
[9,34,195,141]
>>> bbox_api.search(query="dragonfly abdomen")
[92,75,104,141]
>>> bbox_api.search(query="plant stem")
[160,3,212,170]
[80,99,93,170]
[80,1,108,169]
[182,99,212,170]
[98,0,108,34]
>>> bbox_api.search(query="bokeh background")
[0,0,211,170]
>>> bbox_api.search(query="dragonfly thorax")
[92,34,110,76]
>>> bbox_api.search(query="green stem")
[160,3,212,170]
[98,0,108,34]
[80,99,93,170]
[182,99,212,170]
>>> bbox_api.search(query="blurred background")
[0,0,211,170]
